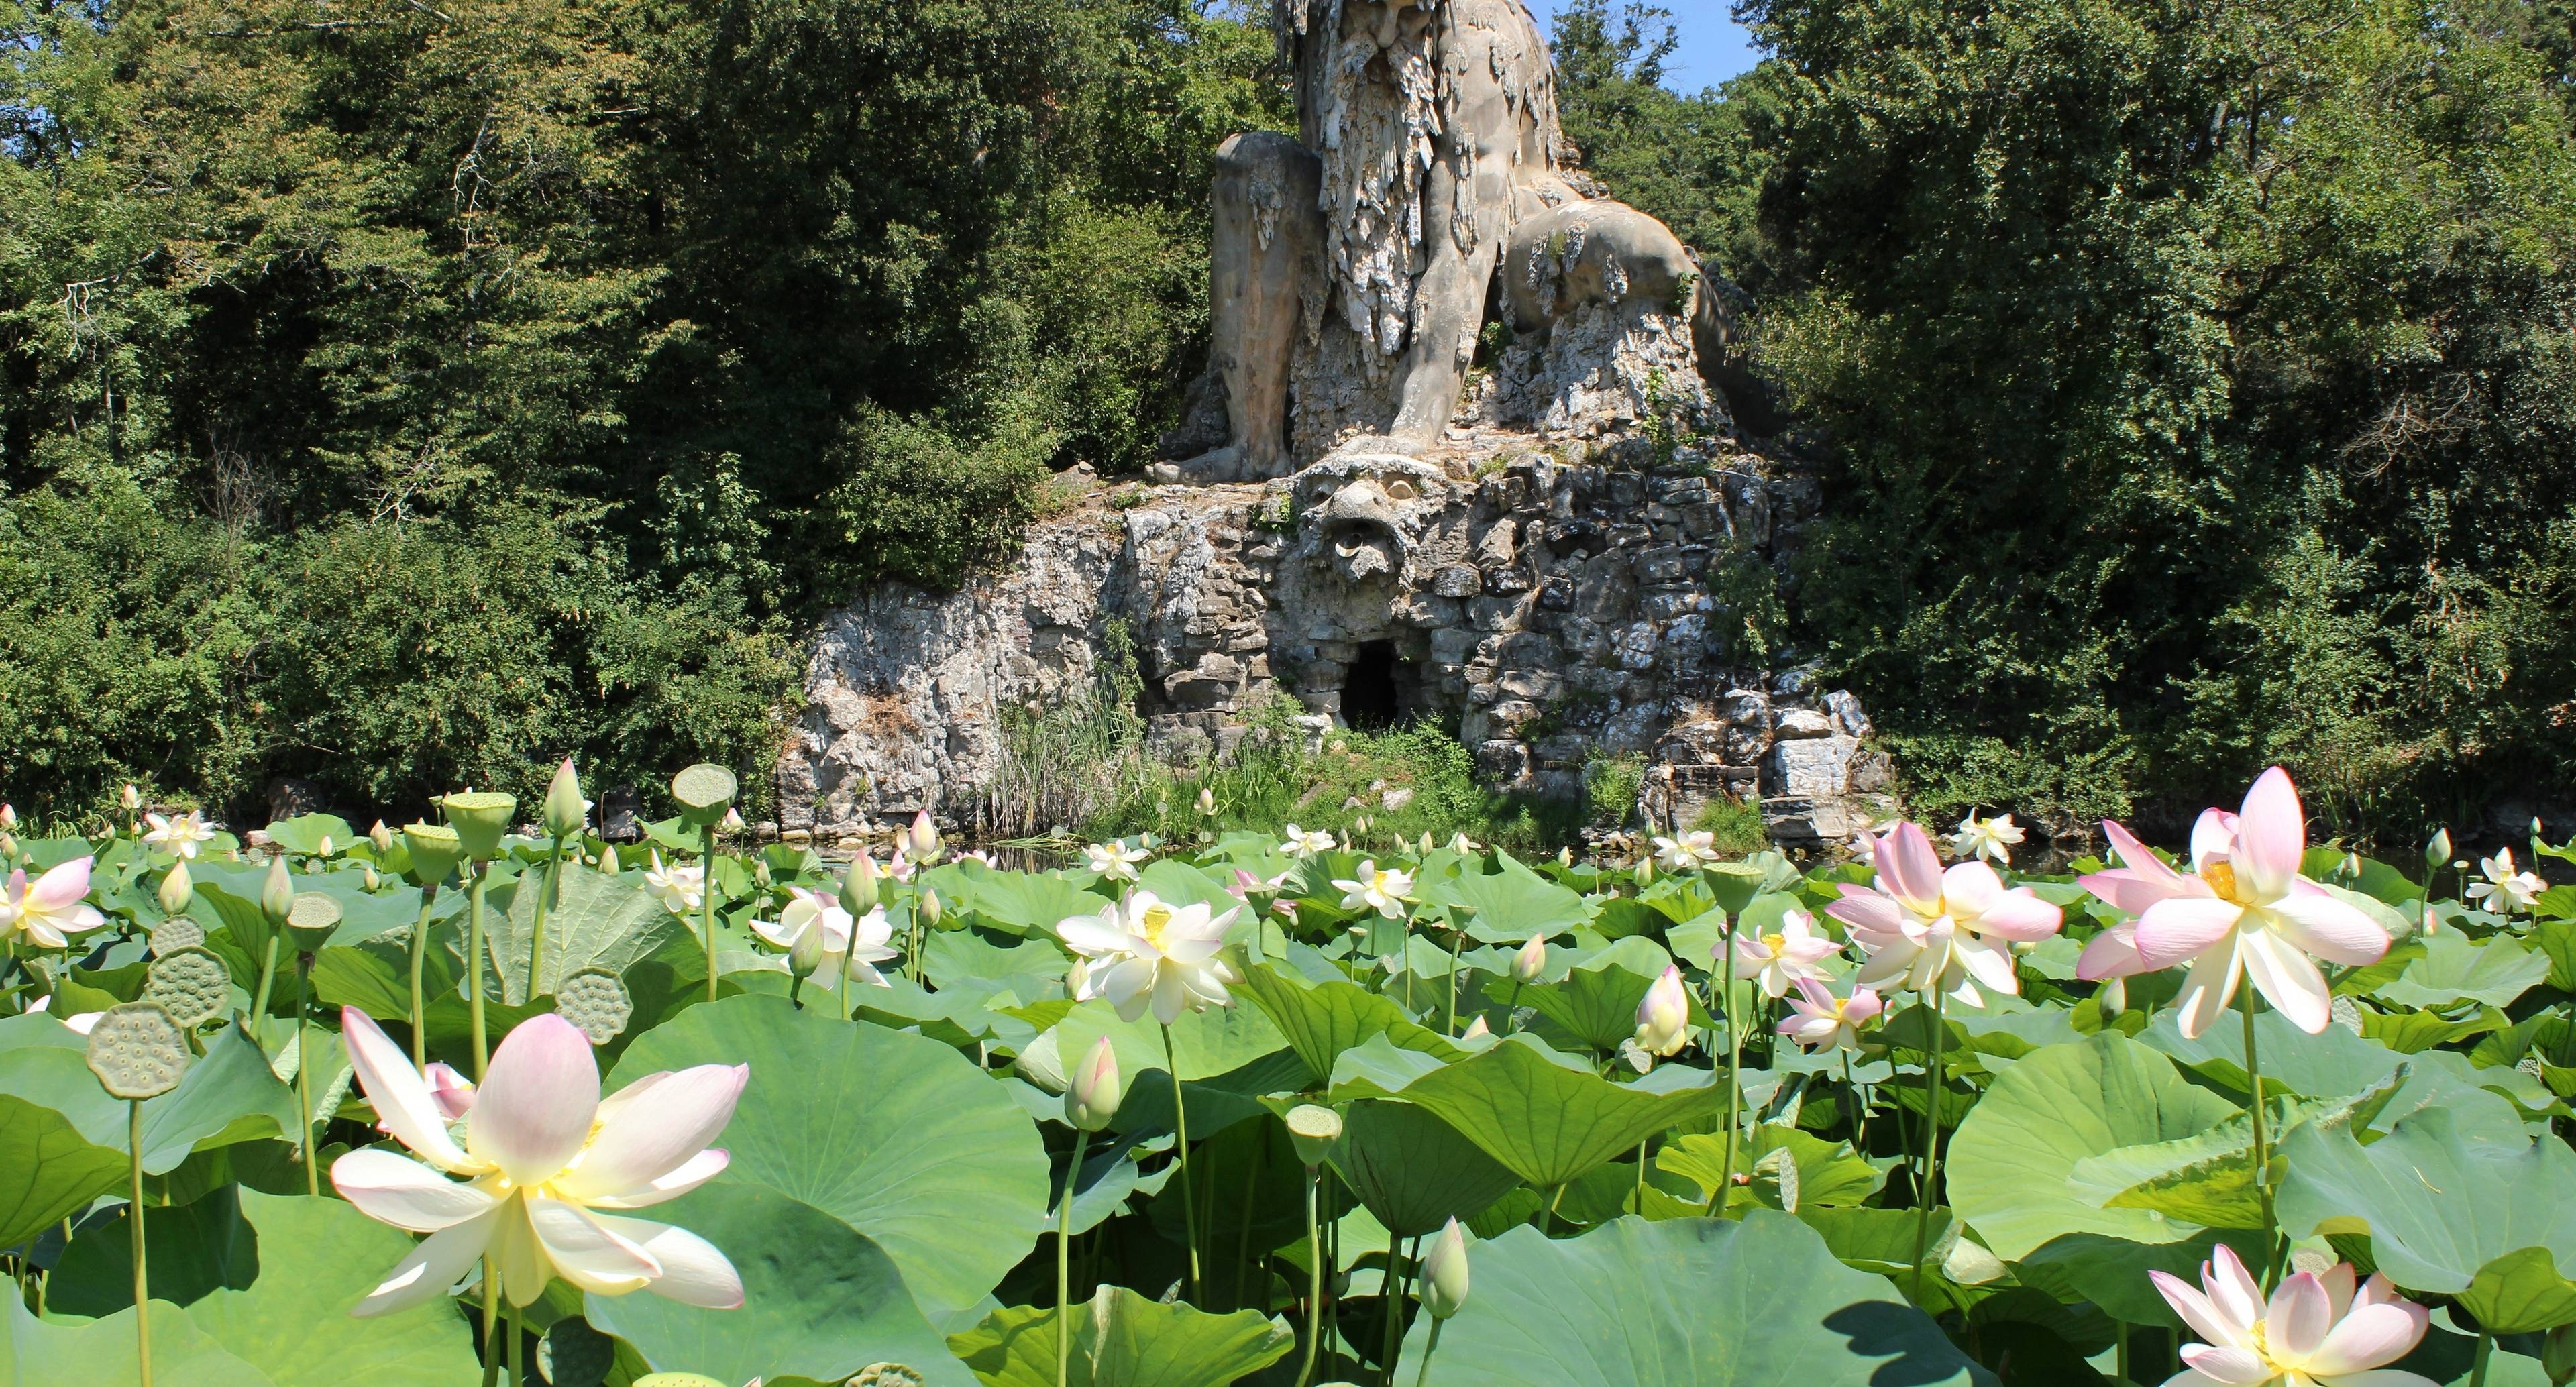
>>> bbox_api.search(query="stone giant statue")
[1171,0,1729,480]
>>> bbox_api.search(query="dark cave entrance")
[1343,639,1417,732]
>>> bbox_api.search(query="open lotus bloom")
[1057,889,1242,1025]
[1948,812,2025,866]
[1332,860,1413,918]
[1281,824,1335,857]
[1082,840,1151,881]
[2151,1245,2434,1387]
[750,888,898,986]
[643,850,706,916]
[0,856,107,948]
[1729,907,1841,998]
[1650,830,1721,871]
[331,1008,747,1315]
[2076,767,2390,1037]
[1776,977,1883,1053]
[2466,847,2548,914]
[1827,822,2062,1007]
[142,809,218,859]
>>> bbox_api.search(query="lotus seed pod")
[440,791,517,861]
[1513,934,1547,985]
[553,969,633,1044]
[596,843,621,875]
[918,887,943,929]
[1285,1103,1342,1166]
[1419,1217,1470,1319]
[158,858,195,916]
[148,916,204,958]
[402,821,465,887]
[842,849,881,916]
[1065,1035,1120,1132]
[908,810,938,861]
[2425,827,2451,869]
[145,947,231,1027]
[85,1002,191,1099]
[543,757,588,840]
[670,763,738,826]
[284,892,343,954]
[370,820,395,856]
[260,853,295,926]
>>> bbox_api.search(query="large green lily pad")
[947,1286,1293,1387]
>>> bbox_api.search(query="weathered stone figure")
[1178,0,1720,479]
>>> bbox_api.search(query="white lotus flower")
[1827,822,2063,1008]
[2467,848,2548,915]
[332,1009,745,1315]
[750,888,898,987]
[1948,812,2026,866]
[1057,889,1242,1025]
[643,850,704,916]
[1651,831,1721,871]
[1083,840,1152,882]
[1332,860,1413,919]
[29,994,103,1034]
[1281,824,1334,858]
[1729,907,1841,999]
[143,810,217,860]
[0,857,107,949]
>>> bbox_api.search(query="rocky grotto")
[774,0,1894,854]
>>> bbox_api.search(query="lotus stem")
[507,1300,525,1384]
[1410,1318,1445,1387]
[1379,1233,1418,1387]
[1715,906,1743,1217]
[1058,1128,1088,1387]
[1162,1023,1203,1300]
[249,933,280,1030]
[2470,1327,2494,1387]
[1295,1163,1325,1387]
[2241,985,2277,1287]
[129,1099,151,1387]
[1911,985,1949,1302]
[700,822,720,1004]
[1442,924,1466,1037]
[479,1256,502,1387]
[468,863,490,1080]
[407,884,439,1069]
[531,834,566,1002]
[1841,1050,1867,1150]
[294,954,317,1197]
[1501,979,1522,1032]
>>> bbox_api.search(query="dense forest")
[7,0,2575,846]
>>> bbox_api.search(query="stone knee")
[1209,131,1322,475]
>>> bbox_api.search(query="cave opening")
[1343,639,1415,731]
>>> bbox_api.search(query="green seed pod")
[554,969,633,1044]
[148,916,205,958]
[284,892,342,954]
[671,763,738,827]
[402,822,465,887]
[1286,1103,1342,1167]
[543,757,589,840]
[85,1002,191,1099]
[439,791,517,863]
[158,858,195,917]
[145,947,232,1027]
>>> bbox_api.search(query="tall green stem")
[1841,1051,1868,1150]
[293,955,317,1196]
[700,823,720,1003]
[531,836,566,1002]
[1911,985,1948,1302]
[1295,1164,1325,1387]
[1058,1129,1089,1387]
[407,885,439,1069]
[1162,1023,1203,1299]
[129,1100,151,1387]
[2469,1327,2494,1387]
[1442,924,1466,1037]
[468,863,490,1080]
[479,1257,502,1387]
[249,934,280,1030]
[1410,1319,1445,1387]
[2241,985,2276,1286]
[1714,907,1743,1216]
[507,1300,524,1384]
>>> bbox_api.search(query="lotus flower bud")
[370,820,394,855]
[2425,827,2452,869]
[121,783,141,811]
[842,850,881,916]
[1558,846,1573,867]
[787,917,826,979]
[543,757,588,840]
[158,859,194,916]
[439,791,517,862]
[260,853,295,926]
[597,844,620,875]
[1198,787,1216,816]
[0,803,18,830]
[317,834,335,859]
[918,887,943,929]
[908,810,939,861]
[1066,1036,1120,1132]
[2543,1321,2576,1386]
[362,863,380,891]
[2098,975,2127,1020]
[1635,855,1654,887]
[1285,1103,1342,1166]
[1513,934,1547,984]
[1634,964,1690,1057]
[1419,1217,1470,1319]
[1461,1015,1491,1040]
[753,856,774,890]
[402,822,464,887]
[1065,955,1091,999]
[718,807,745,839]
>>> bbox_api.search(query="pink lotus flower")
[1825,822,2062,1006]
[1776,977,1883,1053]
[1633,965,1693,1056]
[2077,767,2390,1037]
[423,1062,476,1121]
[1729,907,1841,999]
[331,1008,747,1315]
[0,856,107,949]
[2150,1244,2433,1386]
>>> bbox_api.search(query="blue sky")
[1525,1,1763,92]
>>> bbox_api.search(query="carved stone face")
[1320,478,1405,584]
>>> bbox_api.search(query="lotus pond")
[5,762,2576,1387]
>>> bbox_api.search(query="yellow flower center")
[2201,860,2255,905]
[1139,903,1175,952]
[1762,932,1786,954]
